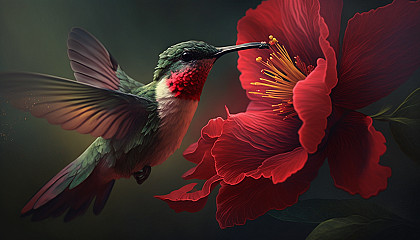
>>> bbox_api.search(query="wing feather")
[67,27,144,93]
[67,28,119,89]
[0,72,154,139]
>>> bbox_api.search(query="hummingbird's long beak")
[214,42,269,58]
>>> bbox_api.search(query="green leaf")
[269,199,397,224]
[306,215,418,240]
[388,88,420,162]
[369,106,393,119]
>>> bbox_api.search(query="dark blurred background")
[0,0,419,239]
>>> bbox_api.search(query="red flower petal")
[155,175,222,213]
[237,0,327,102]
[246,100,273,112]
[201,117,225,140]
[216,151,326,229]
[319,0,343,54]
[183,117,224,164]
[326,111,391,198]
[332,0,420,110]
[293,14,338,154]
[212,111,301,185]
[293,60,330,154]
[182,150,216,180]
[248,147,308,184]
[183,142,201,164]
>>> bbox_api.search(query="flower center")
[249,35,314,119]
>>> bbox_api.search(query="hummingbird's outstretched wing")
[67,27,143,93]
[0,72,156,140]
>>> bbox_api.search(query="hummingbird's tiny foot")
[133,166,151,185]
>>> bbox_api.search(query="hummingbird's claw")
[133,166,152,185]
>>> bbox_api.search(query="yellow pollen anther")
[250,34,314,119]
[269,36,278,45]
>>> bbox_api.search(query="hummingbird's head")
[154,40,268,101]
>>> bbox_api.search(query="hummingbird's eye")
[181,51,194,62]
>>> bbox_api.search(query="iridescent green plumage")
[153,41,219,81]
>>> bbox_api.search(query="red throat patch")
[166,59,214,101]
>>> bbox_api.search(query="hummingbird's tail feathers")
[67,27,144,92]
[0,72,154,140]
[93,179,115,215]
[21,157,116,221]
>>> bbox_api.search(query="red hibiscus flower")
[156,0,420,228]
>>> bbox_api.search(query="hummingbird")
[0,28,268,221]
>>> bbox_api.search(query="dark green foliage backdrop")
[0,0,419,239]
